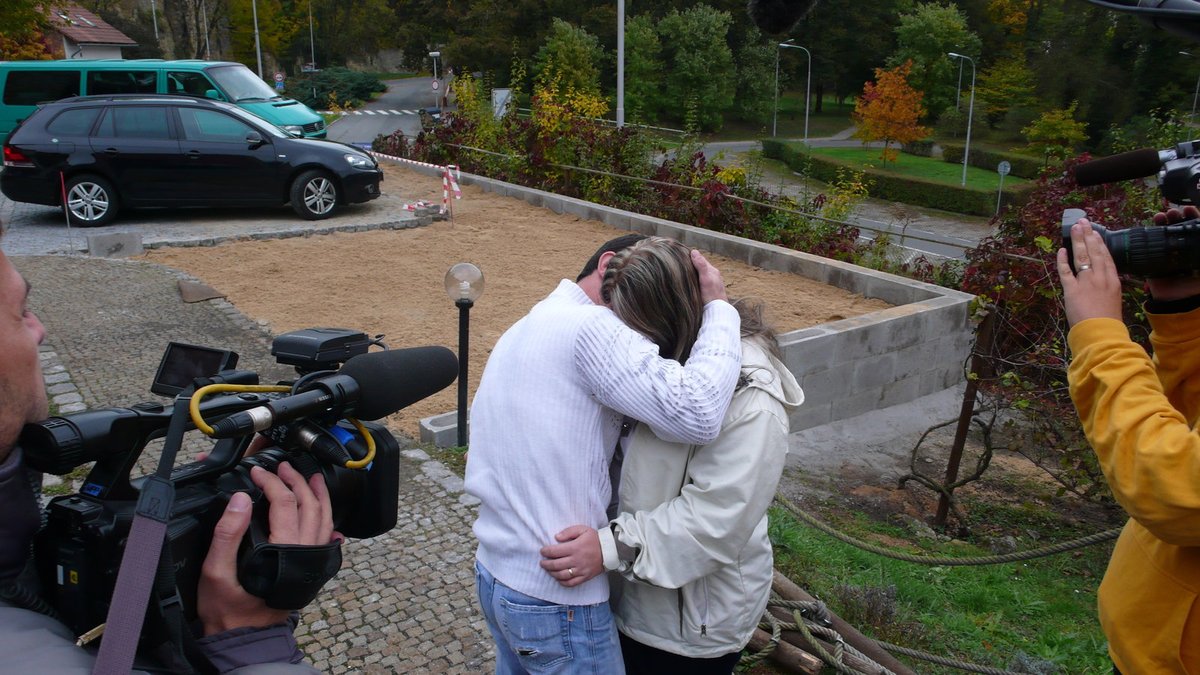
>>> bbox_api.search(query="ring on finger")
[1077,263,1092,273]
[567,567,575,578]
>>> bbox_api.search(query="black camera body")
[20,328,412,641]
[1068,140,1200,276]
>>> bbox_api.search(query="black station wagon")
[1,95,382,226]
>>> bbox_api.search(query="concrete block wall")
[402,162,974,435]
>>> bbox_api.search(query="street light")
[1181,51,1199,124]
[444,263,484,447]
[948,52,975,187]
[429,51,441,109]
[772,39,811,146]
[616,0,625,128]
[308,0,317,72]
[251,0,264,78]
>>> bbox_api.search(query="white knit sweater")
[465,280,741,605]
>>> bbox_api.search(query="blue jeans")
[475,560,625,675]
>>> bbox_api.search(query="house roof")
[48,5,137,47]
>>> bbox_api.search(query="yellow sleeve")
[1068,316,1200,546]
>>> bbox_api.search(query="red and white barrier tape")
[370,151,461,215]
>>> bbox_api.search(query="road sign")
[997,161,1011,176]
[274,72,284,83]
[432,79,440,91]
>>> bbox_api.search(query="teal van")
[0,59,326,144]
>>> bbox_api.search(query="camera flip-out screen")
[151,342,239,397]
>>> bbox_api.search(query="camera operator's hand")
[1148,205,1200,301]
[1057,219,1124,327]
[198,462,339,636]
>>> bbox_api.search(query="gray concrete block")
[788,400,832,432]
[419,411,459,448]
[87,232,143,258]
[852,353,897,391]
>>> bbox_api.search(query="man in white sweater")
[464,235,742,674]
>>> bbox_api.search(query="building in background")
[47,5,137,59]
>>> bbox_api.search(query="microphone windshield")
[338,347,458,420]
[1074,148,1162,186]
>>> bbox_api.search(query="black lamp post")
[444,263,484,447]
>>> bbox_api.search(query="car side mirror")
[244,131,265,147]
[204,89,224,101]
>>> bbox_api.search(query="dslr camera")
[20,328,456,657]
[1067,140,1200,277]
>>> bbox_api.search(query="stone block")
[419,411,459,448]
[87,232,143,258]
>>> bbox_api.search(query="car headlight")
[283,125,304,136]
[344,153,374,168]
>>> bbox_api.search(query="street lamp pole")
[444,264,485,448]
[948,52,975,187]
[429,51,441,109]
[772,40,811,145]
[1181,52,1199,124]
[252,0,264,78]
[308,0,317,71]
[616,0,625,128]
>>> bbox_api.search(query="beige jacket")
[601,338,804,657]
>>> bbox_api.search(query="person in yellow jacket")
[1058,214,1200,674]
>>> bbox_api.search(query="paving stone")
[17,254,493,673]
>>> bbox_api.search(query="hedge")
[940,143,1044,180]
[763,139,1030,217]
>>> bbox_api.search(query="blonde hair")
[602,237,703,362]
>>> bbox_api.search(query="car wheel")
[290,170,338,220]
[64,174,119,227]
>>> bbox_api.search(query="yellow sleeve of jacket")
[1067,314,1200,546]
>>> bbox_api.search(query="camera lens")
[1062,219,1200,277]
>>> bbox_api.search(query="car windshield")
[207,65,282,103]
[218,103,291,139]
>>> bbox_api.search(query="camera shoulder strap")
[91,398,190,675]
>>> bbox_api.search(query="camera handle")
[91,395,192,675]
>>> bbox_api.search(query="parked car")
[1,94,382,226]
[0,59,328,145]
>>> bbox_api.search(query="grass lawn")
[768,504,1113,673]
[799,144,1030,192]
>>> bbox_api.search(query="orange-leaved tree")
[852,60,929,165]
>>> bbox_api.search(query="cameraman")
[1057,214,1200,673]
[0,238,335,673]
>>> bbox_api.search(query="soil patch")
[143,162,891,440]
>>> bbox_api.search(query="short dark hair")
[576,234,647,282]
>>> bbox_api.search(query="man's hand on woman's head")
[690,250,728,305]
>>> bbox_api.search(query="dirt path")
[144,162,890,439]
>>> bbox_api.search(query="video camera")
[1067,140,1200,276]
[19,328,457,651]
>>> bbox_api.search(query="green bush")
[940,143,1043,180]
[286,67,386,109]
[763,140,1030,217]
[901,140,935,157]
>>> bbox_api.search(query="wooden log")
[765,607,889,674]
[747,628,823,674]
[772,570,917,675]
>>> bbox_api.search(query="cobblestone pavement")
[16,253,494,673]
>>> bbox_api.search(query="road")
[327,78,442,147]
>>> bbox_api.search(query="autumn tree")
[1022,102,1087,164]
[974,55,1038,129]
[852,60,929,164]
[0,0,51,60]
[534,19,605,96]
